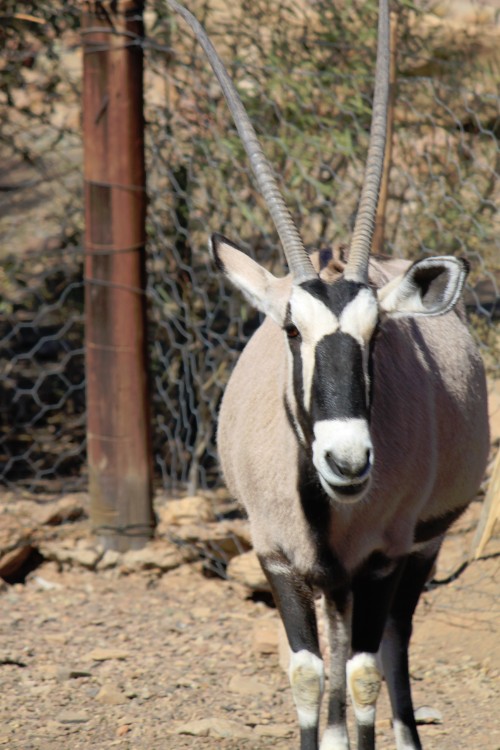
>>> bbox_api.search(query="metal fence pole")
[82,0,155,551]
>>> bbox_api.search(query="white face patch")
[289,286,340,341]
[339,288,378,406]
[289,286,339,410]
[288,285,378,411]
[339,288,379,345]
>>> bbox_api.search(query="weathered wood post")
[82,0,155,551]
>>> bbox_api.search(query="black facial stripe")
[367,322,380,411]
[285,302,310,434]
[289,335,304,398]
[288,339,314,444]
[299,277,365,317]
[311,332,368,422]
[284,395,312,448]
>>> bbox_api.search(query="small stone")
[117,724,131,736]
[170,719,210,737]
[42,632,67,645]
[207,717,254,739]
[57,711,89,724]
[38,495,87,526]
[415,706,443,725]
[121,543,184,573]
[69,668,92,679]
[69,548,100,569]
[97,549,122,570]
[170,717,253,739]
[253,621,279,654]
[159,496,216,526]
[96,684,128,706]
[254,723,294,738]
[191,606,211,619]
[0,653,27,667]
[85,648,129,662]
[40,545,100,569]
[176,678,195,688]
[45,721,62,734]
[167,519,251,556]
[158,546,188,571]
[0,544,34,580]
[228,674,271,696]
[227,551,270,592]
[55,667,72,682]
[43,664,90,683]
[33,576,63,591]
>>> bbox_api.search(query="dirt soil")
[0,495,499,750]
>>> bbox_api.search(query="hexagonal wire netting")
[0,0,499,497]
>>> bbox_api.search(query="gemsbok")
[166,1,490,748]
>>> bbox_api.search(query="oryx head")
[169,0,469,503]
[210,237,467,504]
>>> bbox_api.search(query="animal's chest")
[305,518,409,594]
[298,468,416,588]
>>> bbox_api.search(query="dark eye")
[285,324,300,339]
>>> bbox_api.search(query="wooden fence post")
[82,0,155,551]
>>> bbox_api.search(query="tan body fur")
[218,256,489,575]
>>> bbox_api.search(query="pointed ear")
[210,233,290,325]
[377,256,469,318]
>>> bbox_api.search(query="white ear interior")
[377,256,468,318]
[210,233,291,324]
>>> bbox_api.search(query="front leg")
[380,546,440,750]
[259,553,324,750]
[350,558,406,750]
[320,591,352,750]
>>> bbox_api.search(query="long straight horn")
[166,0,317,283]
[344,0,390,283]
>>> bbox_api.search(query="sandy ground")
[0,497,498,750]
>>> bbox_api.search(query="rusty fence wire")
[0,0,499,497]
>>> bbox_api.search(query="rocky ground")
[0,490,499,750]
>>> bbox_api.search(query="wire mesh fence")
[1,0,499,497]
[1,4,84,492]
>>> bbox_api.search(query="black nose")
[325,450,371,480]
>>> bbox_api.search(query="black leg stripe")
[300,725,319,750]
[258,553,320,656]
